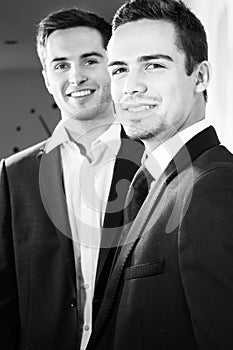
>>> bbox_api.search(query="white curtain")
[186,0,233,151]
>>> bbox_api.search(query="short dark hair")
[37,8,112,67]
[112,0,208,101]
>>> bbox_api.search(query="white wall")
[0,70,59,158]
[186,0,233,151]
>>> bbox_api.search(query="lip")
[122,99,159,108]
[66,88,95,98]
[122,102,158,112]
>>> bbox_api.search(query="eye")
[84,59,98,66]
[146,63,165,70]
[111,67,127,76]
[54,62,69,70]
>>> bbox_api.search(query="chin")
[123,124,151,140]
[124,122,168,145]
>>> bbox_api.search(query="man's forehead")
[46,27,105,52]
[109,19,175,46]
[45,27,106,61]
[108,20,178,63]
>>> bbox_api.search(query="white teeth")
[127,105,155,112]
[70,89,92,97]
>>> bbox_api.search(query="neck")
[144,99,206,153]
[64,114,115,153]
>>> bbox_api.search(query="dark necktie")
[124,165,154,225]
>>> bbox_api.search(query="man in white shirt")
[0,8,144,350]
[83,0,233,349]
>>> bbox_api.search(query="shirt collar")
[144,119,211,181]
[44,118,121,156]
[44,119,70,153]
[92,121,121,156]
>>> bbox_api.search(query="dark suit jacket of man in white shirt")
[0,125,144,350]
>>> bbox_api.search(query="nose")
[68,65,88,85]
[123,70,147,96]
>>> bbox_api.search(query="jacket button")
[69,299,77,308]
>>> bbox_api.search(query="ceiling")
[0,0,125,71]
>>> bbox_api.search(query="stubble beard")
[69,82,113,122]
[123,117,167,144]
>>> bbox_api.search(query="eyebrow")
[139,54,173,62]
[51,51,105,64]
[81,52,105,59]
[108,54,173,67]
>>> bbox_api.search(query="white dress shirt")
[144,119,212,182]
[45,120,121,349]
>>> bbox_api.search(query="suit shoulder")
[196,144,233,171]
[4,140,48,168]
[189,145,233,193]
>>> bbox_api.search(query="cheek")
[169,85,191,110]
[159,84,181,110]
[100,74,111,90]
[46,75,62,93]
[110,80,123,103]
[168,87,178,105]
[95,68,110,83]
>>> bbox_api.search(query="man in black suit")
[83,0,233,349]
[0,8,144,350]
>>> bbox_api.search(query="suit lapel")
[89,126,220,346]
[37,144,76,288]
[93,131,144,321]
[116,126,221,249]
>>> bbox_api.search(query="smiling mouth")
[67,89,95,98]
[126,105,156,113]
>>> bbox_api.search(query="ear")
[194,60,212,94]
[42,69,53,95]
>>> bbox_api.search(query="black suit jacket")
[87,127,233,350]
[0,130,144,350]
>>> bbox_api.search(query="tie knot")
[132,166,153,192]
[124,166,154,225]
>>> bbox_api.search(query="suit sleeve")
[179,165,233,350]
[0,160,20,349]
